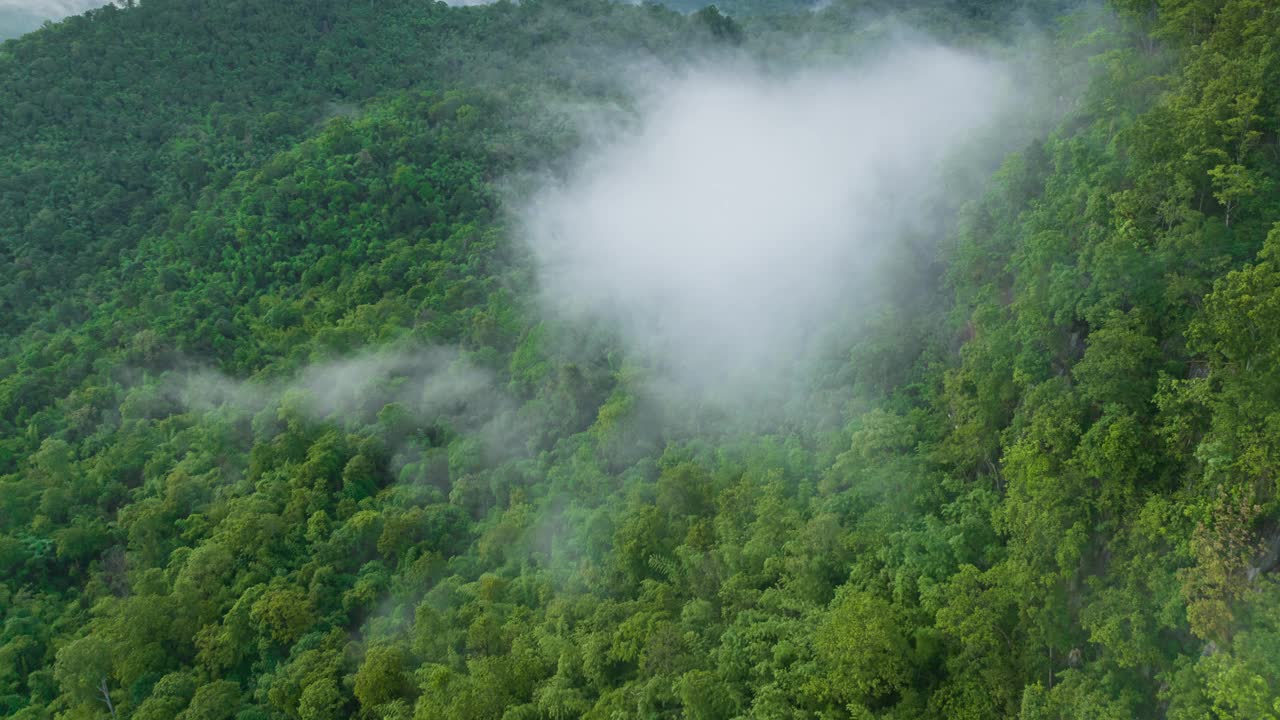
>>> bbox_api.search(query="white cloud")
[520,44,1015,400]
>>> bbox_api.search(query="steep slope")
[2,0,1280,719]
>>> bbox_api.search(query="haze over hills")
[0,0,108,13]
[0,0,113,39]
[1,0,1279,719]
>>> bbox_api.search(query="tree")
[52,636,116,718]
[180,680,241,720]
[813,588,912,706]
[250,584,315,647]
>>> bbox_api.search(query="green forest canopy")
[2,0,1280,718]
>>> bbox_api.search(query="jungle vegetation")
[2,0,1279,718]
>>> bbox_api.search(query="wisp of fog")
[521,43,1015,405]
[175,346,504,435]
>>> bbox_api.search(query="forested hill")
[2,0,1280,719]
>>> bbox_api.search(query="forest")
[1,0,1279,718]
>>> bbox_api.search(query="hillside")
[2,0,1280,719]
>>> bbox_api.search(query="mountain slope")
[2,1,1280,719]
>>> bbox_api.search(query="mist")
[173,346,508,438]
[0,0,113,18]
[0,0,112,38]
[520,42,1020,407]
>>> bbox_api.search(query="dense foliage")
[3,0,1280,718]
